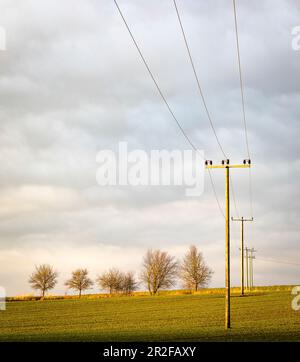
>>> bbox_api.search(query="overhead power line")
[114,0,225,218]
[248,167,253,217]
[173,0,227,158]
[232,0,254,218]
[232,0,250,159]
[207,170,225,218]
[230,176,239,218]
[256,258,300,267]
[114,0,197,153]
[173,0,241,218]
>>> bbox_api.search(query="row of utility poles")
[205,159,256,329]
[245,247,256,291]
[231,217,257,294]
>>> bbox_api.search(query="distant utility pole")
[245,247,249,290]
[231,217,253,295]
[245,247,256,290]
[249,248,257,289]
[205,159,251,330]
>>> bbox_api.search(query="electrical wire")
[208,169,225,218]
[230,175,239,218]
[232,0,250,159]
[114,0,225,218]
[173,0,227,158]
[232,0,254,218]
[173,0,240,218]
[256,258,300,267]
[114,0,197,153]
[248,167,253,217]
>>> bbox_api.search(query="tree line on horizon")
[28,246,213,298]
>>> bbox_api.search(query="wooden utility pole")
[231,217,253,295]
[225,164,230,329]
[205,159,251,329]
[250,253,253,289]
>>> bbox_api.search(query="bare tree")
[96,268,123,294]
[29,264,58,297]
[65,269,93,297]
[121,272,139,295]
[140,249,178,295]
[180,245,213,291]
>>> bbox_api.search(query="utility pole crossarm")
[205,164,250,169]
[231,217,254,222]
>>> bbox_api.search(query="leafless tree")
[96,268,124,294]
[140,249,178,295]
[29,264,58,297]
[180,245,213,291]
[121,272,139,295]
[65,268,93,297]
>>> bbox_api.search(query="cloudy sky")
[0,0,299,296]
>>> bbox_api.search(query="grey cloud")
[0,0,299,295]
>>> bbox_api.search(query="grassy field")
[0,288,299,341]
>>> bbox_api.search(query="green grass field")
[1,289,299,341]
